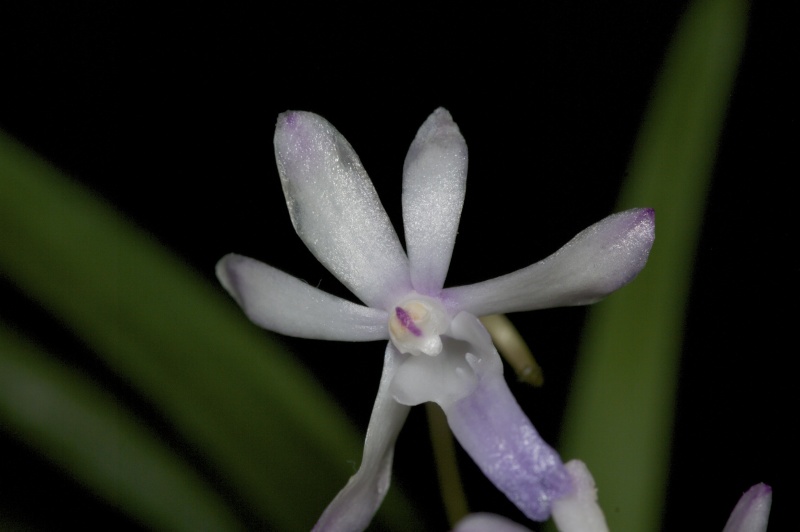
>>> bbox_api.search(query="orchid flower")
[216,108,655,531]
[455,478,773,532]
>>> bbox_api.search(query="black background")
[1,3,795,530]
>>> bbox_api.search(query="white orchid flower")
[217,108,655,531]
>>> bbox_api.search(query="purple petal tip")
[274,111,323,172]
[279,110,298,127]
[723,483,772,532]
[752,483,772,495]
[626,207,655,229]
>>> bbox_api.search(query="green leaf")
[558,0,748,530]
[0,323,246,531]
[0,132,420,530]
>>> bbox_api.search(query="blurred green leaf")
[0,132,420,530]
[0,323,246,531]
[558,0,748,530]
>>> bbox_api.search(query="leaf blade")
[558,0,749,530]
[0,132,421,530]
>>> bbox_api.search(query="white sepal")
[312,344,410,532]
[274,111,411,309]
[402,108,468,295]
[217,254,388,341]
[444,208,655,316]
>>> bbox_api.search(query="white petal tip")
[215,253,389,341]
[551,460,609,532]
[421,107,457,133]
[215,253,243,304]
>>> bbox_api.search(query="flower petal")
[454,513,532,532]
[551,460,609,532]
[442,312,572,521]
[274,111,411,309]
[444,208,655,316]
[313,343,410,532]
[402,108,468,295]
[216,254,388,341]
[722,484,772,532]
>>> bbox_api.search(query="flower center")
[388,295,450,356]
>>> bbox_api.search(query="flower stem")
[480,314,544,386]
[425,402,469,526]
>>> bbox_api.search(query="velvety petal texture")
[551,460,609,532]
[313,344,410,532]
[216,254,388,341]
[444,208,655,316]
[722,484,772,532]
[442,313,572,521]
[402,108,468,295]
[274,111,411,310]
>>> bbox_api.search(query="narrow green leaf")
[0,323,245,531]
[0,133,420,530]
[558,0,748,530]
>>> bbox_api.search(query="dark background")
[1,3,795,530]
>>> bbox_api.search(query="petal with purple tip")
[275,111,411,309]
[402,108,468,295]
[442,312,572,521]
[216,254,388,341]
[444,208,655,316]
[722,484,772,532]
[313,343,410,532]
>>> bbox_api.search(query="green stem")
[426,402,469,526]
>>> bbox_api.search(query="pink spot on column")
[395,307,422,337]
